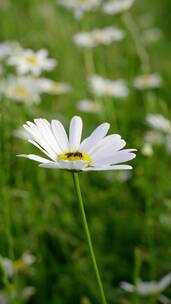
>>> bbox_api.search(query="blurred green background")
[1,0,171,303]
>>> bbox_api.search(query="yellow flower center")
[93,32,106,42]
[49,83,61,93]
[25,55,38,65]
[58,151,92,164]
[13,86,29,97]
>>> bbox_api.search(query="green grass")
[1,0,171,303]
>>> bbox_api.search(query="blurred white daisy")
[0,257,14,278]
[18,116,136,171]
[146,114,171,133]
[22,252,36,266]
[8,49,56,76]
[143,27,162,44]
[144,130,164,145]
[103,0,135,15]
[35,78,71,95]
[120,273,171,303]
[89,75,128,98]
[0,40,21,60]
[133,73,162,90]
[77,99,102,113]
[73,26,125,48]
[2,76,41,104]
[57,0,102,19]
[141,142,153,157]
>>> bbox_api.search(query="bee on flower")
[103,0,135,16]
[133,73,162,90]
[89,75,129,98]
[57,0,102,19]
[8,49,57,76]
[18,116,136,171]
[73,26,125,48]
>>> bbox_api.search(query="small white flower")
[77,99,102,113]
[21,287,36,300]
[141,143,153,156]
[89,75,128,98]
[22,252,36,266]
[18,116,136,171]
[103,0,135,15]
[133,73,162,90]
[144,130,164,145]
[35,78,71,95]
[2,76,41,104]
[146,114,171,133]
[0,257,14,278]
[0,41,21,60]
[120,273,171,303]
[73,26,125,48]
[143,27,162,44]
[57,0,102,19]
[8,49,56,76]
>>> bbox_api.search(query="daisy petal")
[80,122,110,152]
[90,134,126,157]
[39,162,60,168]
[93,149,136,166]
[51,119,69,151]
[17,154,50,163]
[69,116,83,150]
[83,165,133,171]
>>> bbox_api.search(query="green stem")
[72,172,107,304]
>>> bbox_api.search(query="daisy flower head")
[133,73,162,90]
[146,114,171,133]
[120,273,171,300]
[103,0,135,16]
[57,0,102,19]
[2,76,41,104]
[73,26,125,48]
[0,40,21,61]
[35,78,71,95]
[89,75,129,98]
[8,49,56,76]
[18,116,136,172]
[77,99,102,114]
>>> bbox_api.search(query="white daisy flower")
[141,143,153,157]
[143,27,162,44]
[146,114,171,133]
[89,75,129,98]
[144,130,164,145]
[8,49,56,76]
[57,0,102,19]
[73,26,125,48]
[120,273,171,303]
[103,0,135,15]
[77,99,102,113]
[0,40,21,60]
[2,76,41,104]
[18,116,136,171]
[0,257,14,278]
[35,78,71,95]
[133,73,162,90]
